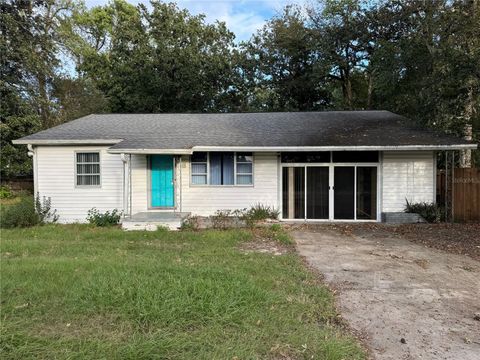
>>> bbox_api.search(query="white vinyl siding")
[36,146,123,223]
[381,151,435,212]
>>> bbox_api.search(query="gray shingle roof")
[13,111,476,150]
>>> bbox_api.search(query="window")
[281,152,330,163]
[76,152,100,186]
[191,152,208,185]
[190,152,253,185]
[236,152,253,185]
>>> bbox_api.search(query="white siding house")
[14,111,475,227]
[35,147,438,223]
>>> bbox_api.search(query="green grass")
[0,225,364,359]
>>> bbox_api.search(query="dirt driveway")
[293,226,480,360]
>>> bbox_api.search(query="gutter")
[12,139,123,145]
[13,142,477,152]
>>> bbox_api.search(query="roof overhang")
[12,141,477,152]
[107,148,193,155]
[107,144,477,154]
[12,139,123,145]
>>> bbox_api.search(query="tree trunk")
[37,73,51,128]
[367,72,373,109]
[459,82,475,168]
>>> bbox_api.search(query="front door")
[151,155,174,207]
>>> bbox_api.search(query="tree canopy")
[1,0,479,178]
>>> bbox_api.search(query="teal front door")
[151,155,174,207]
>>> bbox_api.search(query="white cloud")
[85,0,293,42]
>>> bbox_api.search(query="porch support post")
[288,167,294,218]
[121,153,129,218]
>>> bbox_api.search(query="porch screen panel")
[334,167,355,219]
[307,167,329,219]
[282,167,305,219]
[356,167,377,220]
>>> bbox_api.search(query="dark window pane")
[192,175,207,185]
[281,152,330,163]
[191,152,207,162]
[237,175,252,185]
[282,167,305,219]
[334,167,354,219]
[222,153,234,185]
[77,152,99,163]
[356,167,377,220]
[237,163,252,174]
[209,152,234,185]
[191,163,207,174]
[209,153,222,185]
[307,167,329,219]
[236,152,253,162]
[332,151,378,163]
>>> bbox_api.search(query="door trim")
[148,155,176,209]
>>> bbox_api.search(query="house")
[13,111,476,229]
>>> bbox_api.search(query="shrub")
[35,195,59,223]
[87,208,122,226]
[244,203,280,221]
[1,196,39,228]
[180,215,201,231]
[405,199,444,223]
[0,185,14,199]
[0,194,58,228]
[210,210,235,230]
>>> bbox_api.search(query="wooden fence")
[437,168,480,222]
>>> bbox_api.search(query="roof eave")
[107,144,477,154]
[12,139,123,145]
[190,145,478,152]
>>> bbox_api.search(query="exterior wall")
[180,152,279,216]
[381,151,435,213]
[34,146,436,222]
[130,154,148,214]
[35,146,123,223]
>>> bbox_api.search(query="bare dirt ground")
[293,225,480,360]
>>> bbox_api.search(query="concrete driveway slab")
[293,227,480,360]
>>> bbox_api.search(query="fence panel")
[452,168,480,222]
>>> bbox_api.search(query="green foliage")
[0,185,14,199]
[86,208,122,226]
[405,199,444,223]
[70,0,237,113]
[0,194,58,228]
[267,223,293,245]
[0,197,39,228]
[35,194,59,224]
[180,214,201,231]
[244,203,280,221]
[1,225,364,359]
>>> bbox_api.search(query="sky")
[84,0,296,42]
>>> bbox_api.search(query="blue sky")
[84,0,295,42]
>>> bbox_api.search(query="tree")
[308,0,371,109]
[69,0,237,113]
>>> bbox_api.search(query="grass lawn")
[1,225,364,359]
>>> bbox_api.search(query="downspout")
[129,154,132,217]
[121,153,127,218]
[27,144,38,197]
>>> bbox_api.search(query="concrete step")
[122,220,182,231]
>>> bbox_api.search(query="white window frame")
[75,151,101,188]
[191,152,209,185]
[190,152,254,187]
[235,152,253,186]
